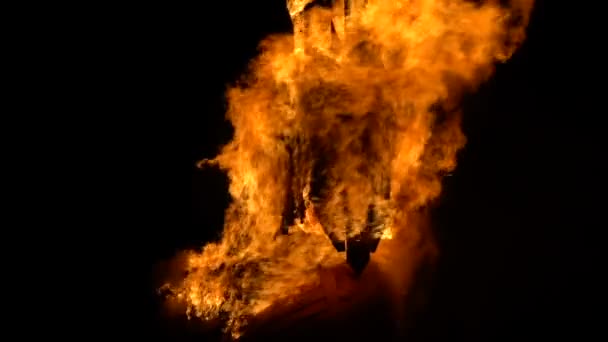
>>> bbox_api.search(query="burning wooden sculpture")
[278,0,396,274]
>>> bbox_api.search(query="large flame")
[166,0,533,338]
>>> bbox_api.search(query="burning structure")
[162,0,534,339]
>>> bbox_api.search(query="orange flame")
[166,0,533,338]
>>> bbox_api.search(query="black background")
[121,0,599,340]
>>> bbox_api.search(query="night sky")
[131,1,597,340]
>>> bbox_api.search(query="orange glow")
[165,0,534,338]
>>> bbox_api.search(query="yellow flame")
[166,0,534,338]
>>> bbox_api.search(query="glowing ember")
[164,0,534,338]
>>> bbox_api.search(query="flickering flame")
[166,0,533,338]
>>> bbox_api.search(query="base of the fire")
[159,221,433,341]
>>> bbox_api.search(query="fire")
[165,0,533,338]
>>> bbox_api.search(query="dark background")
[129,0,599,340]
